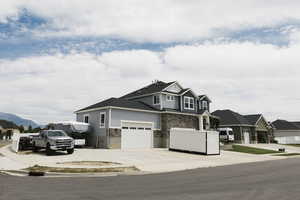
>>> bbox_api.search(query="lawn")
[229,145,280,154]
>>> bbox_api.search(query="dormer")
[162,81,183,93]
[198,95,212,112]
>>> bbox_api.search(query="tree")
[28,125,33,133]
[19,125,25,133]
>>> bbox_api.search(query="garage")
[121,121,153,149]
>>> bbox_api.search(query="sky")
[1,0,300,124]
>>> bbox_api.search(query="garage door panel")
[121,121,153,149]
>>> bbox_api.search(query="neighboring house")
[272,119,300,144]
[212,110,272,144]
[75,80,218,149]
[0,120,20,140]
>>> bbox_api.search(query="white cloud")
[2,0,300,42]
[1,41,300,124]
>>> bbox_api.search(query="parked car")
[32,130,74,155]
[218,128,234,142]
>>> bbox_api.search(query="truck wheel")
[67,148,74,154]
[46,144,52,156]
[33,143,38,152]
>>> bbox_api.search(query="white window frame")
[83,114,89,123]
[99,112,106,128]
[184,97,195,110]
[166,95,175,101]
[153,95,160,105]
[202,101,208,110]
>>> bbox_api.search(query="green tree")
[28,125,33,133]
[19,125,25,133]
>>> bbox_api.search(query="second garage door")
[121,121,153,149]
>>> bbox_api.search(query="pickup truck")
[32,130,75,155]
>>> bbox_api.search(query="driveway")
[0,145,285,173]
[240,143,300,153]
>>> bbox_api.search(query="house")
[272,119,300,144]
[75,80,219,149]
[0,120,20,140]
[211,110,272,144]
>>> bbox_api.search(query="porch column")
[199,115,203,131]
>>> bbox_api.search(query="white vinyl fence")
[275,136,300,144]
[169,128,220,155]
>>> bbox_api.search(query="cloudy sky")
[1,0,300,124]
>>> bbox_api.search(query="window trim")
[83,114,89,123]
[99,112,106,128]
[184,96,195,110]
[153,95,160,105]
[166,95,175,101]
[202,101,208,110]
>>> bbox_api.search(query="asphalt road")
[1,158,300,200]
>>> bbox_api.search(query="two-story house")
[75,81,218,149]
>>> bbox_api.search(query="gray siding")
[134,95,161,110]
[76,109,109,147]
[110,109,161,130]
[274,130,300,137]
[161,94,179,110]
[181,91,198,114]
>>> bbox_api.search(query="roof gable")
[163,82,182,93]
[120,81,175,99]
[244,114,262,125]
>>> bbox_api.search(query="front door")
[244,132,250,144]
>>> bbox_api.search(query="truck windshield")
[47,131,67,137]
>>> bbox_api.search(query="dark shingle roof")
[77,98,160,112]
[211,110,252,126]
[244,114,261,125]
[120,81,175,99]
[272,120,300,130]
[292,122,300,129]
[0,120,19,129]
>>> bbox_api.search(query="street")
[1,157,300,200]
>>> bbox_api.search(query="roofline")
[180,88,198,98]
[219,124,255,127]
[75,106,213,117]
[162,81,183,91]
[75,106,161,114]
[199,95,212,103]
[124,92,159,100]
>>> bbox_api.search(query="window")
[184,97,195,110]
[83,115,89,123]
[202,101,208,110]
[220,131,227,136]
[153,95,160,105]
[166,95,175,101]
[100,112,106,128]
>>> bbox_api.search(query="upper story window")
[153,95,160,105]
[83,115,89,123]
[100,112,106,128]
[184,97,194,110]
[166,95,175,101]
[202,101,208,110]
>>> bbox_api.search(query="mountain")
[0,112,39,128]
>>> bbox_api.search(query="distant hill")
[0,112,39,128]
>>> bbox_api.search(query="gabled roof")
[272,120,300,130]
[244,114,262,125]
[0,120,19,129]
[211,109,252,126]
[199,95,212,102]
[120,81,176,99]
[76,98,160,113]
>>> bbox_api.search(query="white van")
[218,128,234,142]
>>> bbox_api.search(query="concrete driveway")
[0,145,286,173]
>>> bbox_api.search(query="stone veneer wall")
[161,113,199,147]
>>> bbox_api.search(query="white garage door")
[121,121,153,149]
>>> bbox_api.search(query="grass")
[272,153,300,157]
[229,145,280,154]
[25,165,139,173]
